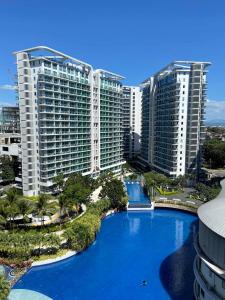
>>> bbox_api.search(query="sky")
[0,0,225,120]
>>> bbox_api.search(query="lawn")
[156,187,180,196]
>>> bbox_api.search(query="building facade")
[122,86,142,160]
[0,106,20,134]
[194,179,225,299]
[140,61,211,178]
[0,134,22,189]
[14,46,125,196]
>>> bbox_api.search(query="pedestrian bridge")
[127,202,154,211]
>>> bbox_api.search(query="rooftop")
[13,46,124,81]
[13,45,92,69]
[198,178,225,238]
[142,60,211,85]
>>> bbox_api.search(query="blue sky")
[1,0,225,120]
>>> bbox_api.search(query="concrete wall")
[199,221,225,270]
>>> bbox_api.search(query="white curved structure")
[194,179,225,299]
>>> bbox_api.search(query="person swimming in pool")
[141,280,148,286]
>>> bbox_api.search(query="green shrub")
[64,212,100,251]
[156,187,179,195]
[0,231,60,261]
[88,199,111,216]
[0,275,10,300]
[117,196,128,211]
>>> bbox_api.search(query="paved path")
[156,188,203,206]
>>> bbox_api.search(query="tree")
[65,173,83,188]
[0,201,9,229]
[203,138,225,169]
[3,188,20,229]
[64,182,91,212]
[17,199,33,223]
[144,172,157,200]
[172,175,186,191]
[64,213,100,251]
[34,194,55,225]
[0,275,10,300]
[0,156,15,182]
[100,179,126,209]
[64,223,90,251]
[57,193,73,220]
[7,203,19,229]
[98,171,114,186]
[82,175,96,191]
[53,173,65,193]
[33,233,60,257]
[5,187,19,205]
[194,182,221,202]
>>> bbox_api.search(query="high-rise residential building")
[140,61,211,178]
[95,70,125,173]
[122,86,142,160]
[14,46,125,196]
[194,179,225,300]
[0,106,20,133]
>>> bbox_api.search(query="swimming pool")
[13,210,197,300]
[125,181,150,204]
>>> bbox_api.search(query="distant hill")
[206,119,225,127]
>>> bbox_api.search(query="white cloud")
[0,84,17,90]
[206,100,225,121]
[0,100,17,107]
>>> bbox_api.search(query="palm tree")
[0,188,21,229]
[144,173,157,201]
[7,203,19,229]
[34,194,55,226]
[0,201,9,229]
[58,194,73,219]
[17,199,33,223]
[5,187,19,205]
[53,173,65,193]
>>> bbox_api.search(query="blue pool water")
[125,181,150,204]
[14,210,197,300]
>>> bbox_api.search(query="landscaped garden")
[0,168,222,299]
[0,172,128,298]
[143,171,221,206]
[143,172,184,198]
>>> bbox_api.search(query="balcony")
[194,235,225,276]
[193,257,224,300]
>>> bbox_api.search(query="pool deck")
[154,202,197,214]
[127,202,154,211]
[32,250,77,267]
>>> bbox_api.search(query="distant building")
[194,179,225,299]
[14,46,125,196]
[0,106,20,134]
[0,133,22,189]
[205,127,225,142]
[140,61,211,178]
[122,86,142,160]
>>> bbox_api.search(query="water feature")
[125,181,150,204]
[13,210,197,299]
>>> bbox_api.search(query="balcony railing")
[193,257,224,300]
